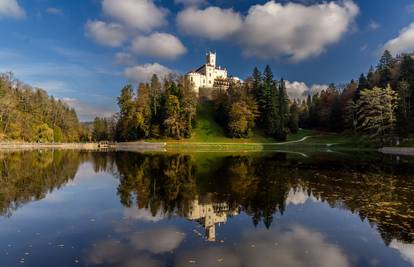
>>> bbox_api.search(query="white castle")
[186,51,240,93]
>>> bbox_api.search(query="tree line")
[94,67,298,142]
[93,50,414,143]
[0,73,86,142]
[297,50,414,143]
[211,65,298,139]
[96,75,197,142]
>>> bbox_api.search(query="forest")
[93,50,414,144]
[0,73,86,142]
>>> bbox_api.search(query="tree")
[228,100,255,138]
[396,80,411,137]
[288,101,299,134]
[34,124,54,143]
[355,74,368,101]
[92,117,109,141]
[163,95,184,139]
[278,78,289,139]
[356,86,399,143]
[377,50,394,88]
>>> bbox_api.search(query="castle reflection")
[187,195,239,241]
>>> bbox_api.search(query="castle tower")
[206,51,216,67]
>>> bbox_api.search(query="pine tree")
[377,50,394,88]
[277,78,289,140]
[251,67,262,101]
[355,73,368,101]
[288,101,299,134]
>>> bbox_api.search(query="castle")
[186,51,240,93]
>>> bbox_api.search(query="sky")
[0,0,414,121]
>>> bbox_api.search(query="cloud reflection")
[129,228,185,253]
[240,225,349,267]
[174,225,349,267]
[87,227,185,266]
[390,239,414,265]
[285,188,318,206]
[123,206,165,222]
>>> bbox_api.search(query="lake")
[0,150,413,267]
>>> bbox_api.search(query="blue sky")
[0,0,414,121]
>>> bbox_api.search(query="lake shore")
[0,142,101,150]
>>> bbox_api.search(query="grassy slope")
[148,102,377,150]
[163,102,316,144]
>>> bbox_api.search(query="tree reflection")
[114,152,414,244]
[0,150,87,216]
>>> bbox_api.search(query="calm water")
[0,150,414,267]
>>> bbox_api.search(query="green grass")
[146,102,381,151]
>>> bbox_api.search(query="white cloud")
[383,23,414,55]
[177,7,243,40]
[240,0,359,61]
[0,0,25,19]
[114,52,135,65]
[102,0,167,32]
[390,239,414,265]
[46,7,63,15]
[85,20,127,47]
[285,80,328,100]
[62,98,114,121]
[174,0,206,6]
[368,20,380,31]
[124,63,173,83]
[130,32,187,59]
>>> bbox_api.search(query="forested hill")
[0,73,85,142]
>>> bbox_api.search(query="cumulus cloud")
[0,0,25,19]
[240,0,359,61]
[177,7,243,40]
[124,63,173,83]
[102,0,167,32]
[130,32,187,59]
[383,23,414,55]
[174,0,206,6]
[285,80,328,100]
[85,20,127,47]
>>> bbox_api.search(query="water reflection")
[1,150,414,266]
